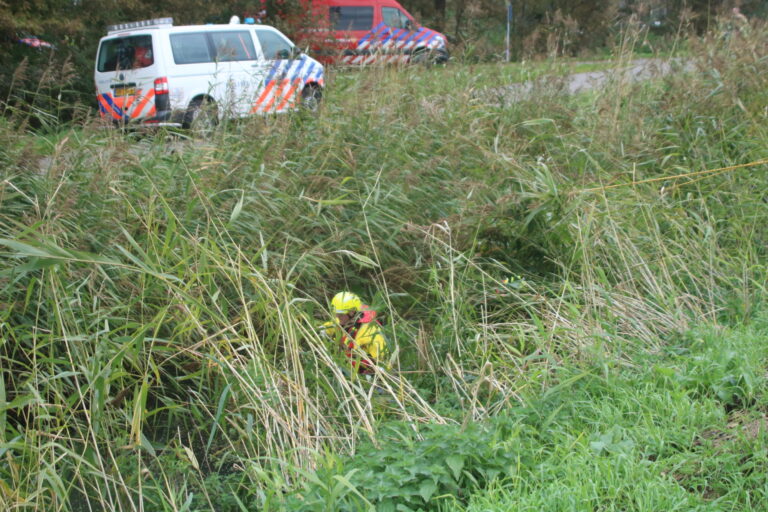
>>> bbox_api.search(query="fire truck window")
[329,6,374,31]
[382,7,410,30]
[210,31,256,61]
[98,35,154,72]
[255,30,293,60]
[171,33,213,64]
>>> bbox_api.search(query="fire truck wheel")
[183,97,218,136]
[412,48,448,66]
[300,85,322,112]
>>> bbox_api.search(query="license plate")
[114,87,136,96]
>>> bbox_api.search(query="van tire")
[183,98,218,136]
[300,85,322,112]
[411,48,448,66]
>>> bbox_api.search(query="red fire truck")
[292,0,449,65]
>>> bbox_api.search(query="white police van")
[94,17,324,128]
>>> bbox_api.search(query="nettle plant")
[657,329,764,409]
[286,415,534,511]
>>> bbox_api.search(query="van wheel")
[411,48,448,66]
[300,85,322,112]
[183,98,218,136]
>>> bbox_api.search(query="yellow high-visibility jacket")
[322,307,386,372]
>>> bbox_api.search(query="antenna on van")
[229,15,241,24]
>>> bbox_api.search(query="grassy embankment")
[1,23,767,511]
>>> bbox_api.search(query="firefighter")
[323,291,387,374]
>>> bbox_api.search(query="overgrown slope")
[0,24,767,511]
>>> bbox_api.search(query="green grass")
[454,320,768,511]
[0,21,767,511]
[285,320,768,511]
[336,52,668,102]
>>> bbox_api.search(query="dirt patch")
[697,410,767,448]
[474,58,696,107]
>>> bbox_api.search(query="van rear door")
[95,34,160,123]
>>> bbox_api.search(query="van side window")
[171,33,212,64]
[210,31,256,61]
[255,30,293,60]
[329,6,374,31]
[382,7,411,30]
[97,35,154,72]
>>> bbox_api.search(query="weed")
[1,21,767,512]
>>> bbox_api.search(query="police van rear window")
[330,6,374,31]
[170,31,256,64]
[97,35,154,72]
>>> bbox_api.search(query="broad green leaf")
[653,366,676,378]
[0,376,4,434]
[0,257,59,278]
[418,480,437,502]
[139,432,156,456]
[0,238,119,266]
[590,440,607,454]
[229,190,245,224]
[331,250,379,268]
[318,198,356,205]
[130,377,149,446]
[520,118,554,127]
[4,393,39,410]
[179,493,194,512]
[445,455,464,480]
[206,383,231,453]
[230,492,250,512]
[0,238,62,258]
[331,470,374,510]
[541,370,592,400]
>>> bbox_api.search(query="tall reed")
[1,20,766,510]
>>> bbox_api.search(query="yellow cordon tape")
[580,158,768,194]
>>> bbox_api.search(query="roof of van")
[105,17,283,36]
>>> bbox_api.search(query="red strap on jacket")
[342,306,379,373]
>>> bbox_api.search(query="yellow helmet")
[331,292,362,313]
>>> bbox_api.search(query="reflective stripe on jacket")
[325,306,387,373]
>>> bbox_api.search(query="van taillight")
[154,77,169,95]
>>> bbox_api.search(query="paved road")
[476,58,695,106]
